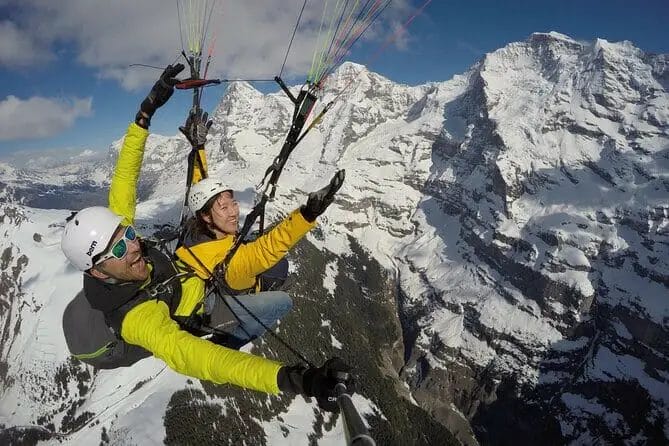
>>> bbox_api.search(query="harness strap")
[144,271,192,299]
[174,243,260,341]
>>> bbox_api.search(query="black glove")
[179,109,213,147]
[300,169,345,223]
[277,357,355,413]
[135,63,185,128]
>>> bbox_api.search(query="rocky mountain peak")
[212,81,263,121]
[326,61,370,85]
[223,80,262,101]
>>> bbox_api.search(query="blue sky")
[0,0,667,164]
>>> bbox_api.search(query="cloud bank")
[0,20,53,67]
[3,146,108,169]
[1,0,413,89]
[0,95,93,141]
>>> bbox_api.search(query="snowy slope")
[398,32,669,444]
[1,32,667,445]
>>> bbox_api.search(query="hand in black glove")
[277,357,355,412]
[179,108,213,147]
[300,169,345,223]
[135,63,185,128]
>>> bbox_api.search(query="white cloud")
[0,20,53,67]
[1,146,107,169]
[0,95,93,141]
[4,0,416,90]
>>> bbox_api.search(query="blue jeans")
[208,291,293,348]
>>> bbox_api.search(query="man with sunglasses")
[60,65,354,410]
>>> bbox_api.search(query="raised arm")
[108,64,185,225]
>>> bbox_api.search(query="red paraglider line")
[175,78,222,89]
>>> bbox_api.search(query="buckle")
[147,282,168,298]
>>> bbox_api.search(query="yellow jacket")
[108,123,312,394]
[174,209,315,290]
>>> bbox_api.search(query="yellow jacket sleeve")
[226,209,315,289]
[121,299,283,393]
[174,271,207,317]
[175,236,234,279]
[108,123,149,226]
[175,208,316,290]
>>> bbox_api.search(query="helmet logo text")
[86,240,98,257]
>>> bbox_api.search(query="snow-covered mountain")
[1,32,667,445]
[397,32,668,445]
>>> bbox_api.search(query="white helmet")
[61,206,123,271]
[188,178,231,213]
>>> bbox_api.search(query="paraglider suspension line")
[279,0,309,79]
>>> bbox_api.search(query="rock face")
[0,186,27,389]
[397,32,669,445]
[0,32,667,445]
